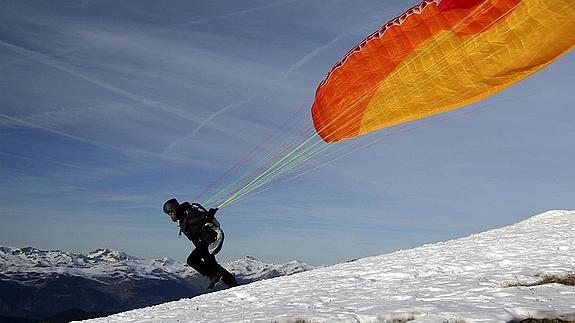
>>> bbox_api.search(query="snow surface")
[81,210,575,322]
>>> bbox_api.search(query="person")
[163,198,238,289]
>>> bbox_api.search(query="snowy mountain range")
[80,210,575,323]
[0,247,313,322]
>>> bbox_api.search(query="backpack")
[190,203,224,255]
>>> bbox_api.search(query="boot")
[219,266,239,287]
[221,273,239,287]
[207,269,223,289]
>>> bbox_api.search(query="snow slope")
[0,246,313,320]
[81,210,575,322]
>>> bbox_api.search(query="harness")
[178,203,224,255]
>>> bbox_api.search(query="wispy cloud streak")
[164,34,342,153]
[0,111,216,167]
[154,0,303,33]
[0,111,105,148]
[0,40,206,125]
[281,35,342,78]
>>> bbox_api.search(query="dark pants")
[187,246,218,277]
[187,247,239,287]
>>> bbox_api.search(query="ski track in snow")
[81,210,575,322]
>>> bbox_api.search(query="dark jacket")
[178,202,218,248]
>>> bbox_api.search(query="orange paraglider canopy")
[311,0,575,142]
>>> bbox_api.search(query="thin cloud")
[153,0,303,33]
[0,151,94,171]
[0,112,105,148]
[0,38,261,159]
[282,34,342,78]
[0,40,204,125]
[164,34,342,153]
[0,111,213,167]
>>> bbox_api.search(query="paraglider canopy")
[311,0,575,142]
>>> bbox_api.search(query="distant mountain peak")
[87,248,136,262]
[0,244,314,322]
[233,255,264,263]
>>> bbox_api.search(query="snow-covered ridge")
[225,256,314,281]
[0,246,138,268]
[0,246,312,285]
[82,210,575,322]
[0,245,313,321]
[0,246,192,283]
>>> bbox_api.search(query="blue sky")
[1,0,574,266]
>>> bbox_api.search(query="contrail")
[0,112,107,148]
[174,34,342,144]
[281,34,342,78]
[2,0,303,72]
[163,95,256,155]
[154,0,303,33]
[1,0,310,146]
[0,151,93,171]
[0,111,209,166]
[1,1,329,157]
[0,39,264,147]
[191,97,254,137]
[0,39,208,125]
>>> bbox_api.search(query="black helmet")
[163,198,179,214]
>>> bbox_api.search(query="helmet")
[163,198,179,214]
